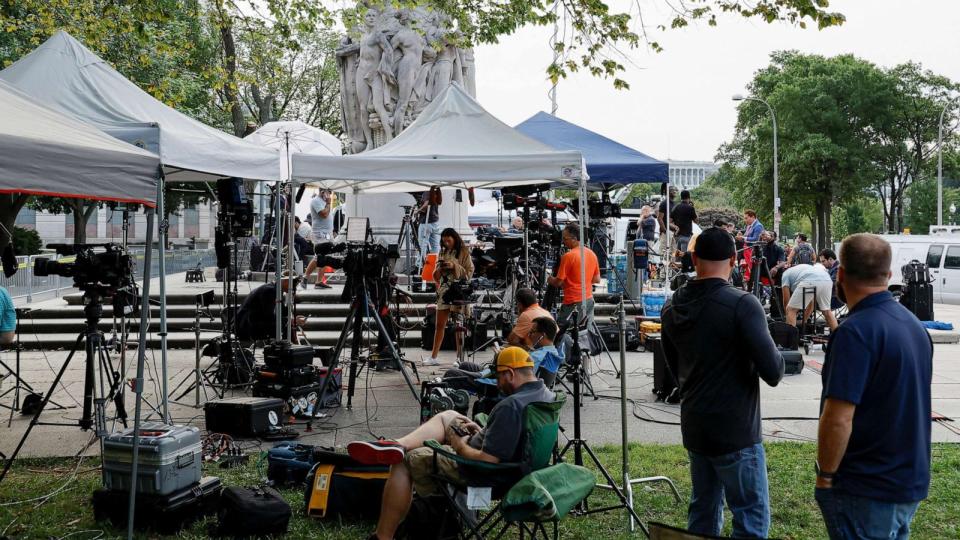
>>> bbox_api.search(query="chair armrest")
[423,439,522,474]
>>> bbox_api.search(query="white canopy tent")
[291,83,584,192]
[0,80,158,205]
[0,82,161,539]
[0,30,283,424]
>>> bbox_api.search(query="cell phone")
[452,424,470,437]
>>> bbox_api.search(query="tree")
[869,63,959,233]
[0,195,30,252]
[719,52,894,250]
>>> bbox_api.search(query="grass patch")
[1,443,958,539]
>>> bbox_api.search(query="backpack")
[794,242,815,265]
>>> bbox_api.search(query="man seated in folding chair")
[347,347,554,540]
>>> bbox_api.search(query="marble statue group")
[337,5,477,154]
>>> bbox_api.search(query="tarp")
[0,80,159,206]
[0,30,279,182]
[515,111,668,184]
[291,83,584,191]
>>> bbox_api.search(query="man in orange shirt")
[548,222,601,328]
[507,288,553,347]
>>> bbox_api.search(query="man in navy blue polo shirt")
[816,233,932,540]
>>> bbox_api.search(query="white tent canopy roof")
[291,83,583,192]
[245,121,341,181]
[0,80,159,206]
[0,30,279,182]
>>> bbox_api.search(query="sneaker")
[422,357,440,366]
[315,282,332,289]
[347,440,405,465]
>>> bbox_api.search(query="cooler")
[641,290,669,319]
[102,423,202,496]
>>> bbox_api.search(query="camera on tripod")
[217,177,254,238]
[441,279,477,306]
[315,241,400,281]
[34,243,138,313]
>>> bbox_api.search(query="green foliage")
[690,181,735,210]
[904,179,960,233]
[12,226,41,255]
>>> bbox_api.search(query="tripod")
[556,306,648,535]
[0,290,128,484]
[171,296,218,407]
[745,243,784,319]
[1,308,68,426]
[396,204,421,278]
[314,259,420,412]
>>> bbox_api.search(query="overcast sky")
[473,0,960,163]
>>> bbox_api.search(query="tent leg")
[127,205,156,539]
[274,180,283,341]
[157,175,170,423]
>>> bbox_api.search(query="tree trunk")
[0,194,29,250]
[216,3,246,137]
[69,200,98,244]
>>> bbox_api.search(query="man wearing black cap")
[661,227,784,539]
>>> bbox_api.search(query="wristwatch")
[815,461,836,481]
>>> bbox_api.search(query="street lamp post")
[937,98,958,227]
[733,94,779,238]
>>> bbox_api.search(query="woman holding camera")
[425,228,474,366]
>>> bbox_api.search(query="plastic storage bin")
[641,291,669,319]
[103,423,202,496]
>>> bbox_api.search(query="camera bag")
[213,486,290,537]
[768,320,800,350]
[92,476,222,534]
[263,340,313,369]
[304,449,389,520]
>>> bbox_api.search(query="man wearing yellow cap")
[348,346,555,540]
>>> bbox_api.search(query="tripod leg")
[0,333,82,484]
[579,441,650,537]
[370,309,419,402]
[314,303,359,414]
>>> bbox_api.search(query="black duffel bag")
[213,486,291,537]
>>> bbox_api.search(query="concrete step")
[14,330,426,351]
[14,316,428,334]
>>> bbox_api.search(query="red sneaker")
[348,440,405,465]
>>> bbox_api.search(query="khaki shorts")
[788,281,833,311]
[405,446,463,496]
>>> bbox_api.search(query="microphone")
[295,184,307,203]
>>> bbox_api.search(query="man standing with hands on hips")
[816,233,932,540]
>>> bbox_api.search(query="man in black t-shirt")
[671,190,697,252]
[235,275,305,342]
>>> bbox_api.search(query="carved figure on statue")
[356,8,395,146]
[390,8,426,135]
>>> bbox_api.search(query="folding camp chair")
[424,393,594,539]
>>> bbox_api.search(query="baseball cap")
[495,346,534,372]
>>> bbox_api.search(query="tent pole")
[127,203,156,539]
[157,174,170,423]
[274,176,283,342]
[578,174,588,322]
[286,132,296,342]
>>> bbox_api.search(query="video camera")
[315,241,400,282]
[34,243,139,312]
[441,279,477,306]
[570,198,621,220]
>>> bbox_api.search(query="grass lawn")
[1,443,958,539]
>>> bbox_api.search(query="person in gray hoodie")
[661,226,784,539]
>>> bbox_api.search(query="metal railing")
[0,248,218,303]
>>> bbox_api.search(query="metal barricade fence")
[0,248,218,303]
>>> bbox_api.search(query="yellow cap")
[496,346,534,371]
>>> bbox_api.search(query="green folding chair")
[424,392,595,539]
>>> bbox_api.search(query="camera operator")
[235,272,306,343]
[640,206,658,243]
[425,228,474,366]
[506,288,552,347]
[672,190,697,252]
[0,286,16,344]
[547,223,601,328]
[759,231,786,280]
[657,186,677,240]
[304,189,336,289]
[349,346,552,540]
[661,227,783,538]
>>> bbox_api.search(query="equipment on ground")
[768,320,800,350]
[92,476,222,534]
[204,397,285,438]
[900,260,935,321]
[304,450,390,520]
[781,348,804,375]
[266,442,321,487]
[214,485,291,536]
[103,423,202,495]
[419,380,471,424]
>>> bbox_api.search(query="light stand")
[557,306,648,535]
[0,308,68,426]
[597,299,681,532]
[396,204,421,281]
[170,291,217,407]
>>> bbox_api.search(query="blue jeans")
[687,443,770,539]
[815,488,920,540]
[418,221,441,267]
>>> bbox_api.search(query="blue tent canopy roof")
[515,111,668,184]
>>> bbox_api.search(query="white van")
[878,234,960,304]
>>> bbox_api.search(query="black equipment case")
[781,348,804,375]
[263,340,314,368]
[304,449,390,520]
[204,397,285,437]
[769,320,800,350]
[256,365,318,388]
[214,486,291,537]
[592,321,640,352]
[420,308,488,351]
[92,476,222,534]
[900,260,935,321]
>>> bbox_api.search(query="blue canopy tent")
[515,111,668,184]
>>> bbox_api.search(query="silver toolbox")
[103,423,202,496]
